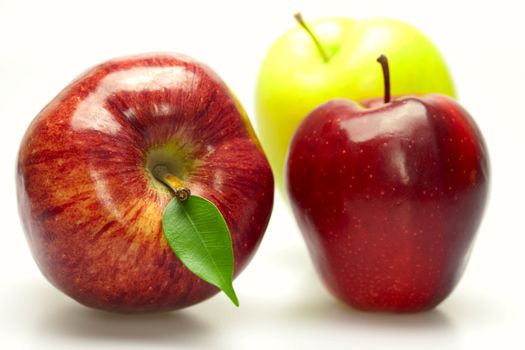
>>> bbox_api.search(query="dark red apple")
[17,53,274,313]
[285,56,489,312]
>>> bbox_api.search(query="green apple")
[256,16,456,194]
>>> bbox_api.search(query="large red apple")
[285,56,489,312]
[17,53,274,313]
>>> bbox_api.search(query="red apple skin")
[17,53,274,313]
[286,95,489,312]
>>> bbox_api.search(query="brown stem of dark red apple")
[377,54,391,104]
[153,165,191,202]
[294,12,329,62]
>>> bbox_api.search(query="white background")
[1,0,524,349]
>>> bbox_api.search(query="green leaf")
[162,195,239,306]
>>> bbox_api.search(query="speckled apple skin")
[17,53,274,313]
[286,95,489,312]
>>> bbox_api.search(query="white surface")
[1,0,524,349]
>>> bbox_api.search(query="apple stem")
[294,12,329,62]
[153,165,191,202]
[377,54,391,104]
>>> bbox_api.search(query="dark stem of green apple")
[377,54,391,103]
[294,12,329,62]
[153,165,191,202]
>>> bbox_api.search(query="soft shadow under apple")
[294,299,454,330]
[282,247,459,343]
[10,281,217,347]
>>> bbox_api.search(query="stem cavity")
[153,165,191,202]
[294,12,329,63]
[376,54,391,104]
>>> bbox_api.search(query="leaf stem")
[153,165,191,202]
[294,12,329,62]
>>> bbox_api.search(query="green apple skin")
[256,17,456,193]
